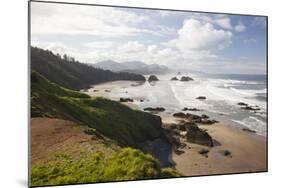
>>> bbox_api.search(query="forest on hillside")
[31,47,146,90]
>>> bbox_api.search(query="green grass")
[31,148,180,186]
[160,168,182,178]
[31,71,162,146]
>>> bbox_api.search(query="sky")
[31,2,267,74]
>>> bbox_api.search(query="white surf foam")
[231,116,266,135]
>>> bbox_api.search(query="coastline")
[171,123,267,176]
[85,80,267,176]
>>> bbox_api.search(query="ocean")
[87,73,267,136]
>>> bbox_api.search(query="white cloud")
[31,2,159,38]
[214,17,232,30]
[30,3,265,74]
[180,14,233,30]
[118,41,146,53]
[147,45,159,54]
[235,21,246,32]
[114,42,182,65]
[171,19,232,51]
[31,41,89,61]
[33,18,233,68]
[83,41,115,49]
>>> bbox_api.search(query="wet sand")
[83,80,145,101]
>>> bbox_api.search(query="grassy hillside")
[31,147,180,186]
[31,71,162,146]
[30,72,181,186]
[31,46,145,90]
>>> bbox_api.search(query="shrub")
[160,168,182,178]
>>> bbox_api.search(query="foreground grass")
[31,148,181,186]
[31,71,162,146]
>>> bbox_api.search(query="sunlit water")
[85,73,267,136]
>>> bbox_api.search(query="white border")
[1,0,280,188]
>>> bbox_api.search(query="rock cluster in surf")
[148,75,159,82]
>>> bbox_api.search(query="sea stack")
[180,76,193,81]
[171,77,179,81]
[196,96,206,100]
[148,75,159,82]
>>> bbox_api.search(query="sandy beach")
[171,123,267,176]
[85,80,267,176]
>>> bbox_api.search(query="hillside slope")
[31,71,162,146]
[31,117,120,164]
[31,47,145,90]
[31,117,180,186]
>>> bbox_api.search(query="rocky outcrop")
[198,148,209,157]
[170,77,179,81]
[119,98,134,102]
[174,149,184,155]
[242,128,256,133]
[173,112,187,118]
[148,75,159,82]
[201,114,209,119]
[166,122,191,131]
[219,150,232,157]
[199,119,218,124]
[182,107,201,111]
[185,113,202,122]
[173,112,218,125]
[180,76,193,81]
[237,102,261,111]
[185,123,214,147]
[161,129,185,155]
[196,96,206,100]
[144,107,165,112]
[241,106,261,111]
[237,102,248,106]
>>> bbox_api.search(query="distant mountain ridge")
[92,60,170,75]
[31,47,145,90]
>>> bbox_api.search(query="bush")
[160,168,182,178]
[103,148,161,180]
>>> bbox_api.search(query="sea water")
[88,73,267,136]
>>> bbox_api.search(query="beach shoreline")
[84,80,267,176]
[171,123,267,176]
